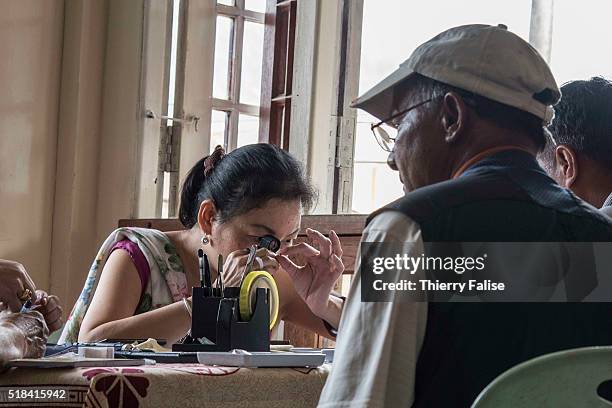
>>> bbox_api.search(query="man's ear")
[197,199,217,236]
[440,92,467,143]
[554,145,578,188]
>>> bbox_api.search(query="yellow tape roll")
[239,271,279,329]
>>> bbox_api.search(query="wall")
[50,0,109,305]
[54,0,146,306]
[93,0,145,249]
[0,0,65,290]
[0,0,147,308]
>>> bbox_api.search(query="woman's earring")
[201,235,210,245]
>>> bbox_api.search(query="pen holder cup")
[172,286,271,352]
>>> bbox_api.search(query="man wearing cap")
[537,77,612,218]
[318,24,612,407]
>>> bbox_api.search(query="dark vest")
[366,151,612,408]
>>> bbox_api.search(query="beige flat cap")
[352,24,560,125]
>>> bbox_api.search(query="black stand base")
[172,286,270,352]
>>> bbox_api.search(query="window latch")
[145,109,200,132]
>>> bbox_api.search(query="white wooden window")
[140,0,269,218]
[211,0,265,152]
[162,0,184,217]
[141,0,310,218]
[139,0,184,219]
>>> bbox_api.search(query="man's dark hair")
[546,77,612,171]
[396,74,547,150]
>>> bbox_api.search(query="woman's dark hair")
[179,143,317,228]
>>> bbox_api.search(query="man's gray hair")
[393,73,547,150]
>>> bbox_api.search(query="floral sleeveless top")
[59,228,190,344]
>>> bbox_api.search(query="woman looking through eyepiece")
[60,143,344,345]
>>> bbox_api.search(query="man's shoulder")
[366,211,419,239]
[601,206,612,219]
[368,170,612,238]
[371,171,521,222]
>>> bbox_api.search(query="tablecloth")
[0,363,331,408]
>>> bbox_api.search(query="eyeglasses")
[370,98,434,152]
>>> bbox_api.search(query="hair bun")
[203,145,226,177]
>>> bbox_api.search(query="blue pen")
[20,299,33,313]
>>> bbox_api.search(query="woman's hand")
[33,290,63,333]
[0,260,37,312]
[220,247,279,287]
[273,229,344,320]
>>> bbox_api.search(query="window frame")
[213,1,265,151]
[259,0,296,150]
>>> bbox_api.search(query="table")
[0,363,330,407]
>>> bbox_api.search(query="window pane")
[237,114,260,147]
[211,110,229,152]
[213,16,233,100]
[167,0,181,121]
[550,0,612,84]
[351,163,403,214]
[354,112,393,162]
[353,0,532,213]
[162,172,171,218]
[358,0,530,96]
[245,0,266,13]
[240,21,265,105]
[217,0,234,6]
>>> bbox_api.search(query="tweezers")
[239,245,258,287]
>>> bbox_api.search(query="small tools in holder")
[173,237,281,352]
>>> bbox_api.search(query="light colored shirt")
[318,211,427,408]
[602,192,612,218]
